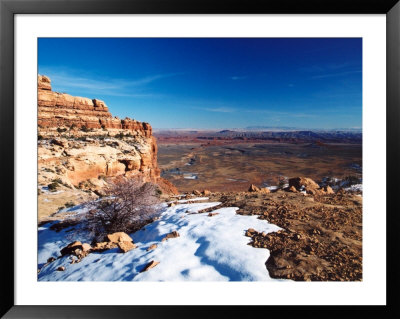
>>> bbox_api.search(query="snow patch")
[38,199,282,281]
[344,184,363,192]
[183,173,198,180]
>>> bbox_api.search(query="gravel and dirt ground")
[203,190,362,281]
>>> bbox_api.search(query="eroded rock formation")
[37,75,177,196]
[38,75,152,137]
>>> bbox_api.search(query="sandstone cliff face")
[37,75,177,196]
[38,75,152,137]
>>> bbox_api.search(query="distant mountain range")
[244,126,362,133]
[154,129,362,144]
[208,130,362,143]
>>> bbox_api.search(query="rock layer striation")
[38,75,152,137]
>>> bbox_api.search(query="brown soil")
[207,190,362,281]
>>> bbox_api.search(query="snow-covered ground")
[38,199,282,281]
[344,184,363,193]
[183,173,198,180]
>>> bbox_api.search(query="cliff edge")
[38,75,177,219]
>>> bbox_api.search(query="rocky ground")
[202,186,362,281]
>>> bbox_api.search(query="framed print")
[1,0,399,318]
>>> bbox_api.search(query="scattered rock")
[147,244,158,251]
[260,187,270,194]
[60,241,83,256]
[81,243,92,252]
[248,184,260,192]
[140,260,160,272]
[168,202,176,207]
[161,231,180,241]
[323,185,335,194]
[106,232,133,243]
[60,241,92,259]
[193,190,202,196]
[288,186,297,193]
[47,257,56,263]
[203,190,211,196]
[293,234,302,241]
[92,241,118,251]
[307,188,324,195]
[289,177,319,190]
[245,228,256,237]
[56,266,65,271]
[208,212,219,217]
[118,241,137,253]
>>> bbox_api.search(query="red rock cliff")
[37,75,178,195]
[38,75,152,137]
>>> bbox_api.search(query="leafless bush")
[82,178,161,240]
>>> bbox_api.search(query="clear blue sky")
[38,38,362,130]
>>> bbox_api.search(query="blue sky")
[38,38,362,130]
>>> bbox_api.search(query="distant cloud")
[193,106,237,113]
[311,70,361,79]
[229,76,247,80]
[298,62,361,80]
[244,108,318,120]
[299,61,359,73]
[38,68,182,97]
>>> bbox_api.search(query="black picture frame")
[1,0,399,318]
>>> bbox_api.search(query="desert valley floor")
[157,141,362,193]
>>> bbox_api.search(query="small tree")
[84,178,160,240]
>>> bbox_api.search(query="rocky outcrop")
[106,232,133,243]
[248,184,270,194]
[288,177,335,195]
[37,75,178,195]
[38,75,152,137]
[248,184,260,192]
[289,177,320,190]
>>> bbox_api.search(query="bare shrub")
[83,178,160,240]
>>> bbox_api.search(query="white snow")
[176,197,209,203]
[54,202,92,216]
[344,184,363,192]
[38,199,282,281]
[40,186,64,195]
[183,173,198,180]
